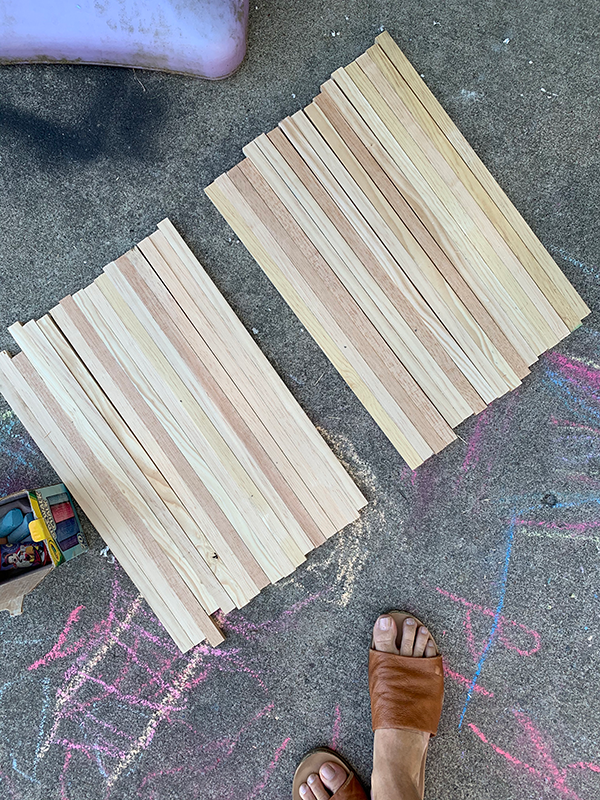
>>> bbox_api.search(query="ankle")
[371,729,428,800]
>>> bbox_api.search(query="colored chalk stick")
[55,516,78,544]
[51,501,74,523]
[0,508,23,536]
[47,492,69,505]
[7,512,34,544]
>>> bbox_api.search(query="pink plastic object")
[0,0,249,79]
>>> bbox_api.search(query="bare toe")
[425,638,437,658]
[372,615,400,654]
[412,625,430,657]
[299,782,317,800]
[399,617,417,656]
[304,770,333,800]
[319,761,347,794]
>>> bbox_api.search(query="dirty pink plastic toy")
[0,0,249,79]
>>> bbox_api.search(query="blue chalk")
[55,517,78,545]
[0,508,24,537]
[7,513,34,544]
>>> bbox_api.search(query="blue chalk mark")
[11,757,39,785]
[33,677,51,776]
[549,246,600,282]
[458,515,516,730]
[0,680,13,702]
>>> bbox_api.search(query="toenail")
[405,618,415,625]
[378,616,392,630]
[420,626,428,634]
[300,785,310,795]
[321,764,336,780]
[307,774,317,784]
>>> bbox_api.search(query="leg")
[371,615,437,800]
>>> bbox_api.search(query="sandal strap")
[333,772,368,800]
[369,651,444,735]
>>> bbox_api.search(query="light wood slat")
[78,277,301,584]
[312,89,530,382]
[113,244,320,555]
[207,174,427,469]
[320,78,540,368]
[284,107,511,406]
[51,297,257,609]
[352,53,571,347]
[153,220,367,517]
[365,44,580,333]
[340,61,565,355]
[269,124,489,421]
[4,337,221,649]
[375,32,590,329]
[0,351,195,652]
[36,313,235,615]
[242,137,458,452]
[9,320,224,644]
[100,261,307,576]
[141,234,345,540]
[327,71,541,364]
[266,124,482,423]
[237,145,456,456]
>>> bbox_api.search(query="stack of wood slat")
[206,31,589,469]
[0,220,366,651]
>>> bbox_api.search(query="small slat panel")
[1,223,366,652]
[206,32,589,470]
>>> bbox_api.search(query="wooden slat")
[2,343,221,650]
[50,297,258,609]
[283,107,511,406]
[77,276,301,584]
[375,31,589,329]
[139,234,341,541]
[312,88,530,382]
[320,75,538,365]
[352,53,571,347]
[241,136,457,452]
[0,351,195,652]
[112,244,319,555]
[235,148,456,457]
[206,174,427,469]
[154,219,367,518]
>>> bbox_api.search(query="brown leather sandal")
[369,611,444,798]
[292,748,367,800]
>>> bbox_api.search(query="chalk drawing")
[330,705,342,750]
[469,709,600,800]
[458,516,516,729]
[548,246,600,283]
[435,588,541,659]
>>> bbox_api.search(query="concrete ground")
[1,1,600,798]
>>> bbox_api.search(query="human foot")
[293,749,367,800]
[370,613,444,800]
[298,761,348,799]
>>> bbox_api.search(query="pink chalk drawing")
[28,605,87,671]
[242,737,292,800]
[215,588,330,641]
[436,587,541,660]
[469,710,600,799]
[547,352,600,395]
[330,705,342,750]
[443,666,494,698]
[1,560,329,800]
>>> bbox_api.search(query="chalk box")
[0,483,87,616]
